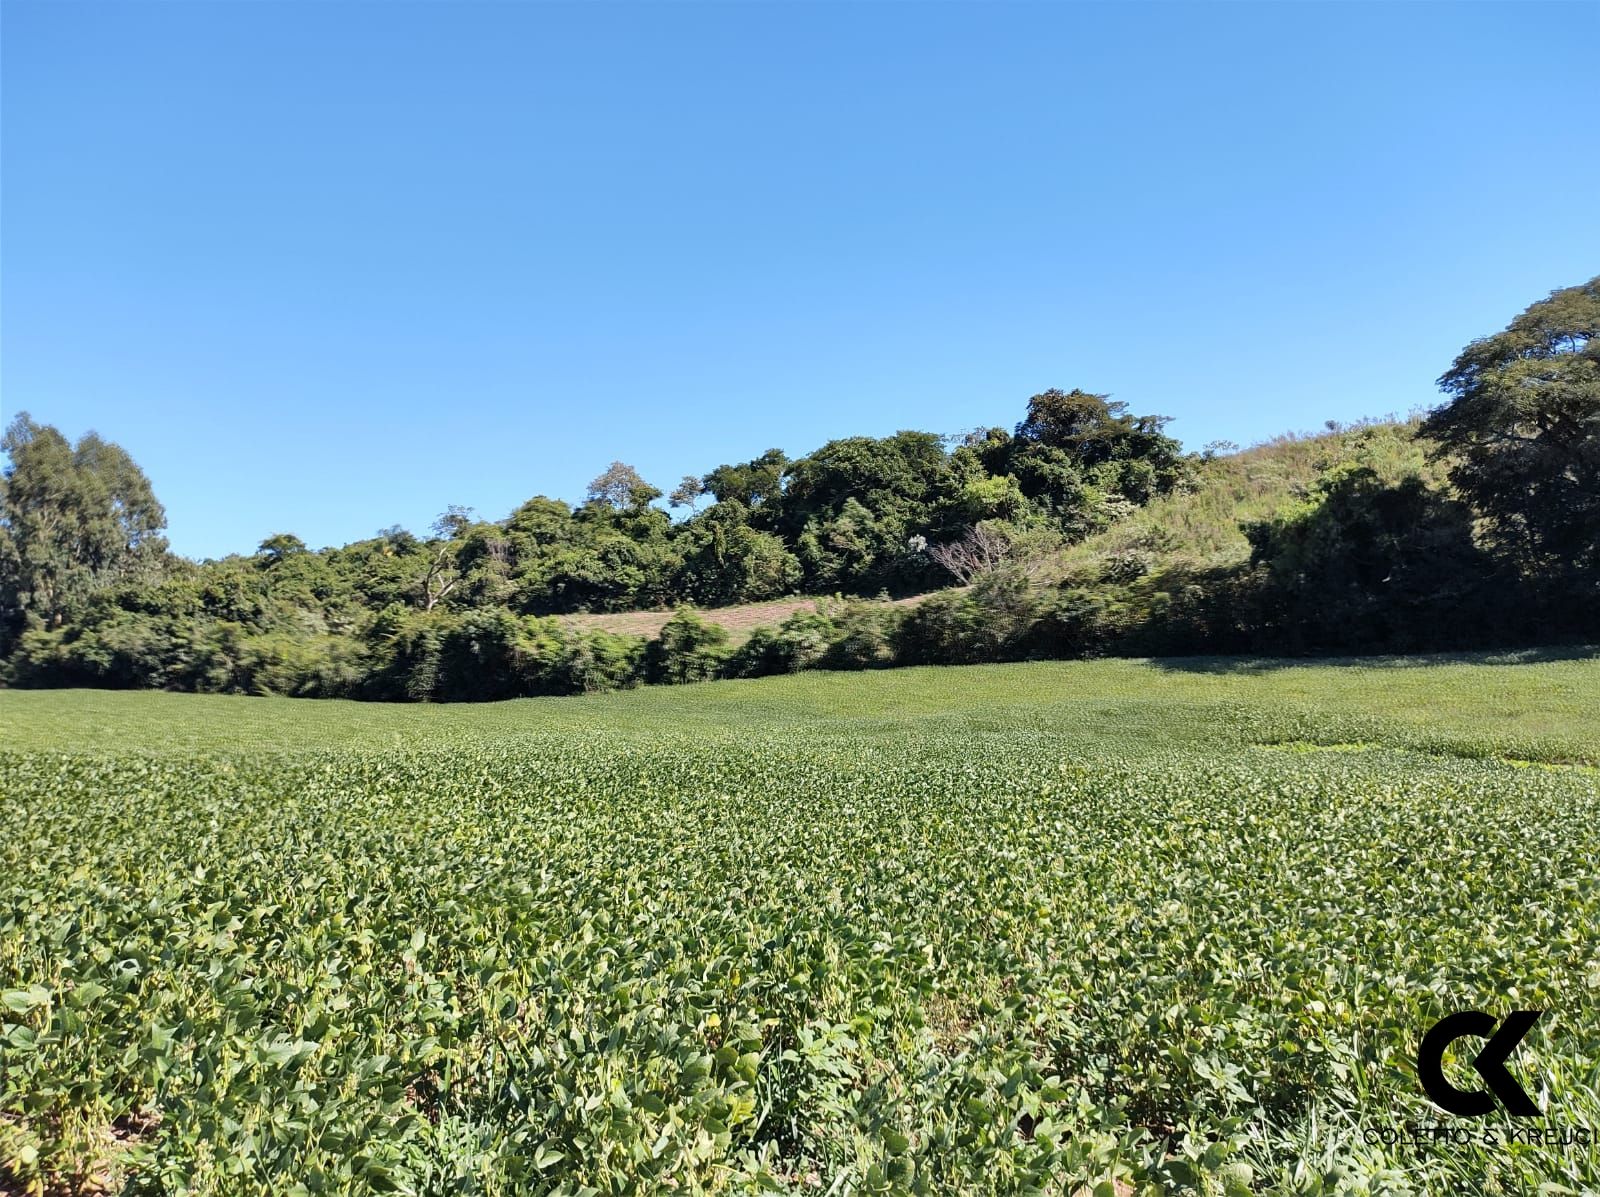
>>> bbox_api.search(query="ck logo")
[1417,1010,1543,1117]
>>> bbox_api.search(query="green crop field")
[2,651,1598,1195]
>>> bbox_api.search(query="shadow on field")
[1143,644,1600,674]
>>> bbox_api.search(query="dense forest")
[2,277,1595,701]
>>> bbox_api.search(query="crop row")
[3,731,1598,1194]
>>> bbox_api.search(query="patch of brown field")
[1,1109,159,1197]
[1070,1181,1135,1197]
[563,592,943,646]
[921,993,977,1055]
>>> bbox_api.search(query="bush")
[1241,466,1505,653]
[526,622,646,694]
[821,600,902,670]
[728,609,840,677]
[894,590,984,665]
[4,609,189,691]
[646,608,730,685]
[359,606,446,701]
[236,631,365,697]
[726,626,790,678]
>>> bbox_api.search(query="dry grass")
[1054,419,1440,579]
[562,593,936,645]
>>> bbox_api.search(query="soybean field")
[2,652,1598,1195]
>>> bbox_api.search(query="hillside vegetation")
[2,275,1595,699]
[563,421,1433,647]
[1056,419,1444,580]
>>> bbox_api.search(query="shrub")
[821,600,902,670]
[646,608,731,685]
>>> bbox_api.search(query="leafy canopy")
[0,412,167,632]
[1422,275,1600,579]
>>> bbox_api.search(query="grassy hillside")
[1054,418,1441,582]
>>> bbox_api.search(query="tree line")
[1,276,1594,699]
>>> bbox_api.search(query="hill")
[1052,417,1441,583]
[560,420,1443,652]
[4,274,1596,698]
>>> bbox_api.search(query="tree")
[258,533,307,562]
[926,524,1013,585]
[1244,464,1496,652]
[421,506,472,612]
[673,502,801,605]
[375,525,418,553]
[949,473,1028,523]
[586,462,661,511]
[669,475,705,513]
[779,432,952,590]
[0,413,168,633]
[1008,389,1186,513]
[433,505,474,539]
[702,449,788,518]
[925,521,1057,585]
[1421,276,1599,582]
[1014,389,1168,459]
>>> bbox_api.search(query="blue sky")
[4,2,1597,560]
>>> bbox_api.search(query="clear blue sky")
[4,2,1597,560]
